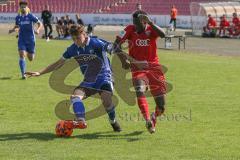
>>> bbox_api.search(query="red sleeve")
[116,25,134,43]
[149,25,159,39]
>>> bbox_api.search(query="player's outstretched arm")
[113,39,130,69]
[8,25,19,34]
[113,39,148,70]
[25,58,65,77]
[138,14,165,38]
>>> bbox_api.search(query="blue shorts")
[77,78,113,97]
[18,40,35,54]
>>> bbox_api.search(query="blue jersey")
[62,37,113,83]
[15,13,39,42]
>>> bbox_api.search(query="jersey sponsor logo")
[20,21,30,25]
[136,39,150,46]
[89,49,94,54]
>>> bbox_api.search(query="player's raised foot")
[146,120,155,134]
[73,120,87,129]
[110,120,122,132]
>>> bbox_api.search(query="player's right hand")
[122,62,130,70]
[25,71,41,77]
[8,29,14,34]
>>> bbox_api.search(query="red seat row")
[0,0,226,14]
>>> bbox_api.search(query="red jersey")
[220,19,230,27]
[208,17,217,27]
[232,17,240,26]
[171,8,178,19]
[117,24,159,63]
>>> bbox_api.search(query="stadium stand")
[0,0,230,15]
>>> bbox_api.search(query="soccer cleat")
[73,120,87,129]
[21,75,26,80]
[110,120,122,132]
[146,120,155,134]
[151,112,157,128]
[46,37,50,42]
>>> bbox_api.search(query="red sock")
[137,97,150,120]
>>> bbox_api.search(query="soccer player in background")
[64,15,76,38]
[114,10,166,133]
[41,5,53,41]
[219,15,230,37]
[9,1,42,79]
[136,3,142,11]
[203,14,217,34]
[170,5,178,31]
[56,16,65,38]
[76,14,84,26]
[229,13,240,37]
[25,25,122,132]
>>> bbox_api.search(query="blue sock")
[71,97,85,120]
[19,58,26,77]
[106,106,116,123]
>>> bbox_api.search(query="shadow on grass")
[0,77,12,80]
[72,131,144,142]
[0,131,144,142]
[0,132,56,141]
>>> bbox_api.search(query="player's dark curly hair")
[132,10,147,19]
[69,25,85,36]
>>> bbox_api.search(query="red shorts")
[131,63,166,96]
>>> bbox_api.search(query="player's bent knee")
[27,54,34,61]
[135,85,147,97]
[70,95,83,101]
[100,91,113,108]
[19,51,26,58]
[72,88,85,99]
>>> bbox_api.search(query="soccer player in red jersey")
[229,13,240,37]
[219,15,230,37]
[114,10,166,133]
[203,14,217,33]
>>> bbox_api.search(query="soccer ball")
[55,120,74,137]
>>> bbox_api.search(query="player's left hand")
[138,14,151,24]
[8,29,14,34]
[34,30,40,35]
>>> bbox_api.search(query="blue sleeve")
[15,16,19,26]
[97,39,113,54]
[62,47,72,59]
[30,14,39,23]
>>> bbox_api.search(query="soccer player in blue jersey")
[26,25,122,132]
[9,1,42,79]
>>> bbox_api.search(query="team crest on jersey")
[89,49,94,54]
[119,30,126,38]
[145,30,151,36]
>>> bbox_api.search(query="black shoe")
[110,121,122,132]
[146,120,155,134]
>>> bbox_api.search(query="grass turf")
[0,35,240,160]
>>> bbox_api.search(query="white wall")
[0,13,192,28]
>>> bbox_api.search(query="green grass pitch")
[0,35,240,160]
